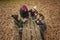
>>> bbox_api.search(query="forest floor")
[0,0,60,40]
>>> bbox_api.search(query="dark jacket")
[35,19,47,32]
[20,8,29,18]
[29,9,38,17]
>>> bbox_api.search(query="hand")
[18,15,21,20]
[24,18,28,21]
[37,21,39,23]
[23,20,26,22]
[23,18,28,23]
[32,20,35,22]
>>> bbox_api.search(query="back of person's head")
[32,6,38,13]
[37,13,43,16]
[21,4,28,11]
[33,6,37,10]
[38,13,44,20]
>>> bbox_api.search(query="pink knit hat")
[21,4,27,11]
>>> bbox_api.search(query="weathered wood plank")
[22,20,31,40]
[34,23,42,40]
[22,17,42,40]
[32,20,42,40]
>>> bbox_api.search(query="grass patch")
[0,0,23,6]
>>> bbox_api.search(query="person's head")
[33,6,37,10]
[39,13,44,20]
[31,6,37,12]
[21,4,28,11]
[37,13,44,20]
[36,14,42,19]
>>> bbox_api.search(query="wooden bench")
[19,17,42,40]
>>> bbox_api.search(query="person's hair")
[38,13,45,20]
[37,13,43,17]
